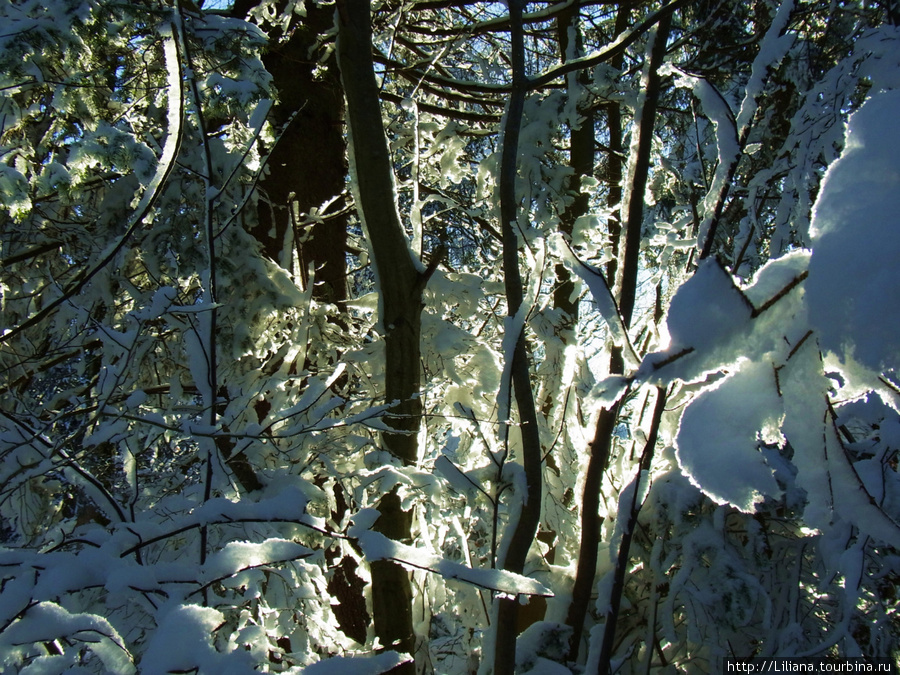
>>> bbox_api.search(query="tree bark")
[232,0,348,306]
[229,2,362,637]
[565,402,620,661]
[554,0,592,328]
[604,7,630,286]
[615,9,672,328]
[336,0,425,666]
[563,3,630,661]
[492,0,544,671]
[565,4,671,664]
[595,388,667,675]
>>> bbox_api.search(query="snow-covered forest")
[1,0,899,672]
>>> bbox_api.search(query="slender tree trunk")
[336,0,427,666]
[565,402,620,660]
[492,0,544,671]
[521,2,595,628]
[564,3,630,661]
[615,10,672,328]
[604,7,630,286]
[554,0,592,328]
[595,388,667,674]
[565,5,672,664]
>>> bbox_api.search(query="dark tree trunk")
[336,0,427,667]
[595,388,667,675]
[615,11,671,328]
[565,402,620,661]
[604,5,630,286]
[492,0,544,671]
[231,0,362,644]
[565,4,671,665]
[232,0,348,306]
[554,0,592,328]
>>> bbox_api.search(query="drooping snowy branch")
[349,509,552,598]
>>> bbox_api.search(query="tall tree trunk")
[564,3,630,661]
[554,0,592,328]
[615,10,671,329]
[492,0,544,671]
[523,0,594,634]
[591,13,671,670]
[336,0,427,667]
[595,388,667,673]
[232,0,348,306]
[565,4,672,665]
[604,7,630,286]
[565,402,620,660]
[231,0,365,642]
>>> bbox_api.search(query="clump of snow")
[781,339,900,549]
[640,258,754,384]
[806,89,900,374]
[734,0,795,135]
[681,74,739,171]
[0,602,135,674]
[675,360,783,512]
[203,538,313,580]
[140,604,256,675]
[666,258,752,354]
[434,454,481,498]
[739,249,810,307]
[551,234,638,368]
[516,621,573,674]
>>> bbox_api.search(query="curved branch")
[0,19,185,345]
[529,0,688,90]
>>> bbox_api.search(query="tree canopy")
[1,0,899,673]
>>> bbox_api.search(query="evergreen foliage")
[1,0,899,672]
